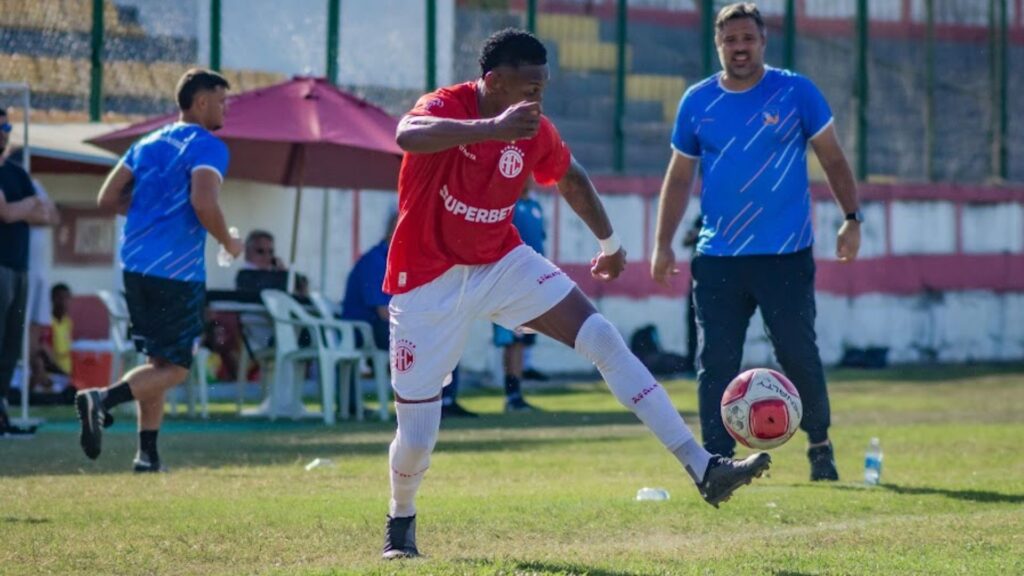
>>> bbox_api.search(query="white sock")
[389,400,442,518]
[574,314,712,482]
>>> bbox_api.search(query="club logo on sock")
[392,338,416,373]
[631,383,660,405]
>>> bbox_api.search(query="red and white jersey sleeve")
[384,82,572,295]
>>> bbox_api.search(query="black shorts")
[124,271,205,368]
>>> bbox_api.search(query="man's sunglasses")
[255,248,274,256]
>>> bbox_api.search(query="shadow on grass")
[454,558,644,576]
[826,362,1024,384]
[2,407,647,475]
[825,483,1024,504]
[2,516,50,525]
[880,483,1024,504]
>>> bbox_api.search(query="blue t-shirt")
[671,67,832,256]
[121,122,229,282]
[341,241,390,324]
[512,195,546,255]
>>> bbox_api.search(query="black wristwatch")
[845,210,864,223]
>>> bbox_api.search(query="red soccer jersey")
[383,81,572,295]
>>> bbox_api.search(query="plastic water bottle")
[635,487,670,501]
[217,226,240,267]
[864,437,883,486]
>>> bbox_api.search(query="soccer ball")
[720,368,802,450]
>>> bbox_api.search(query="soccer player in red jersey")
[380,29,771,559]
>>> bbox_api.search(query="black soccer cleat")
[132,454,168,473]
[76,390,105,460]
[698,452,771,508]
[808,443,839,481]
[382,515,419,559]
[504,397,538,413]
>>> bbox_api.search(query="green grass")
[3,366,1024,575]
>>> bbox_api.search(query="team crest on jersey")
[498,144,525,178]
[392,338,416,373]
[762,107,780,126]
[425,98,444,111]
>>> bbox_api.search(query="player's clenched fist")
[491,101,541,141]
[591,248,627,281]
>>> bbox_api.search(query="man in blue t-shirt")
[75,69,243,472]
[492,187,547,412]
[341,213,476,418]
[652,3,862,481]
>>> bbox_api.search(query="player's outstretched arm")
[555,156,626,280]
[96,160,134,215]
[651,151,697,286]
[395,101,541,154]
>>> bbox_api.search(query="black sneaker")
[504,397,538,413]
[0,423,37,439]
[441,401,478,419]
[522,368,549,382]
[697,453,772,508]
[382,515,419,559]
[76,390,105,460]
[132,454,168,473]
[808,443,839,481]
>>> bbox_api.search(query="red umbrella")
[89,76,402,263]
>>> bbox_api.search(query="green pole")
[613,0,627,173]
[210,0,221,71]
[998,0,1008,180]
[854,0,868,181]
[527,0,537,33]
[89,0,104,121]
[701,0,715,77]
[426,0,436,92]
[327,0,340,84]
[783,0,795,70]
[924,0,935,181]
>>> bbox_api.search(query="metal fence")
[0,0,1017,183]
[460,0,1019,184]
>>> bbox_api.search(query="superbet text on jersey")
[384,82,571,295]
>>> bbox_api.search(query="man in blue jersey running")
[76,68,242,472]
[652,3,861,481]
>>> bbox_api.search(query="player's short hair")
[716,2,766,36]
[478,28,547,75]
[51,282,71,298]
[175,68,230,111]
[245,229,275,247]
[0,107,7,117]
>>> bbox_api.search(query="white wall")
[197,0,455,90]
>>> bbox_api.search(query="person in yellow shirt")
[49,283,72,374]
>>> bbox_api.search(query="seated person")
[341,214,476,418]
[29,283,72,395]
[234,230,286,377]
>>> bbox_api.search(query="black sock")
[504,374,521,401]
[102,382,134,411]
[139,430,159,463]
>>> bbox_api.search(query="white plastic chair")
[310,292,391,421]
[96,290,140,382]
[260,290,362,425]
[98,289,209,419]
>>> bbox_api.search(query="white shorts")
[27,273,51,326]
[388,245,576,400]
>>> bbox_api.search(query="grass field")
[3,366,1024,575]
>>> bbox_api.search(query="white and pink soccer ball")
[720,368,802,450]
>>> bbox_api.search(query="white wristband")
[598,232,621,255]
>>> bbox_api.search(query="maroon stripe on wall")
[568,178,1024,202]
[560,254,1024,299]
